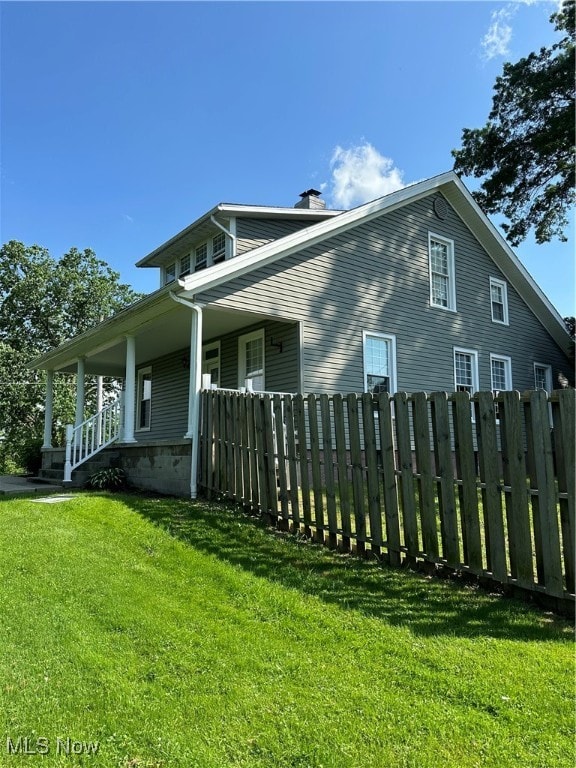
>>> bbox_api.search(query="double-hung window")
[429,233,456,311]
[195,243,208,272]
[490,354,512,393]
[238,329,265,391]
[454,348,478,396]
[212,233,226,263]
[490,277,509,324]
[179,254,191,278]
[202,342,221,389]
[164,263,176,284]
[136,367,152,431]
[534,363,552,393]
[363,332,397,394]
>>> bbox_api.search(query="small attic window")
[180,254,191,278]
[213,232,226,263]
[165,263,176,284]
[195,243,207,271]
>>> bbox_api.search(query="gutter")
[169,292,203,499]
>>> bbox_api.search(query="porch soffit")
[33,302,293,376]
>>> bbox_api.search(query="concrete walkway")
[0,475,64,495]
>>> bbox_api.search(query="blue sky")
[1,0,574,318]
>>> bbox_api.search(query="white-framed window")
[490,277,509,325]
[164,263,176,284]
[179,254,191,278]
[202,342,221,389]
[534,363,552,393]
[136,367,152,431]
[238,329,265,391]
[490,354,512,394]
[454,347,479,396]
[429,233,456,311]
[195,243,208,272]
[363,331,397,394]
[212,232,226,264]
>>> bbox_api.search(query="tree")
[0,241,143,471]
[452,0,575,246]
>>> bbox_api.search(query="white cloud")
[328,142,405,209]
[481,6,514,61]
[122,213,134,223]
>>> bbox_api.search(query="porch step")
[27,474,65,487]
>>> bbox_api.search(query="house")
[30,171,573,496]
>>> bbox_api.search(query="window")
[490,277,509,324]
[202,342,221,389]
[179,254,191,278]
[429,233,456,311]
[454,348,478,396]
[195,243,207,272]
[534,363,552,393]
[165,263,176,284]
[238,329,264,391]
[136,367,152,431]
[212,232,226,263]
[363,332,397,394]
[490,354,512,394]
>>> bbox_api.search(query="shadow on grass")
[121,492,572,642]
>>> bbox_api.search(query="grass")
[0,490,574,768]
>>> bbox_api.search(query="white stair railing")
[64,396,123,483]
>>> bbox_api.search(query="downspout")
[210,215,236,257]
[170,292,203,499]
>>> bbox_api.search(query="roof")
[136,202,343,268]
[29,170,571,370]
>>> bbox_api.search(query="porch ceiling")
[51,304,287,376]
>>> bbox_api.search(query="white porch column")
[75,357,85,427]
[185,305,203,439]
[123,334,137,443]
[42,369,54,449]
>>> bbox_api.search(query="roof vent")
[294,188,325,210]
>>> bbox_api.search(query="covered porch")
[31,289,302,496]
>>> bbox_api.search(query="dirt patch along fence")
[199,388,575,609]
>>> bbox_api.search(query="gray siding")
[198,193,571,395]
[235,218,315,256]
[133,321,299,442]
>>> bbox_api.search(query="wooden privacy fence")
[199,388,575,607]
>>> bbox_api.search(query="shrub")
[85,467,128,491]
[17,438,44,475]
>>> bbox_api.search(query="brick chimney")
[294,188,325,210]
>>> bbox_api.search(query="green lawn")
[0,491,573,768]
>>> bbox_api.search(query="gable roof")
[29,171,571,371]
[175,170,569,350]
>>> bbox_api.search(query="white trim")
[428,232,456,312]
[362,331,397,395]
[490,353,513,392]
[490,277,509,325]
[136,366,152,432]
[453,347,479,394]
[238,328,265,391]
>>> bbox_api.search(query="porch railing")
[64,396,123,482]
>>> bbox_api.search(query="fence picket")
[552,390,575,593]
[239,395,251,507]
[525,391,564,596]
[295,395,312,536]
[500,391,533,586]
[246,395,259,511]
[452,392,483,574]
[475,393,507,581]
[273,394,289,524]
[262,395,278,518]
[347,393,366,556]
[362,393,383,555]
[377,393,401,566]
[333,394,352,551]
[320,394,338,549]
[308,394,325,544]
[283,396,301,527]
[393,392,419,559]
[413,392,438,560]
[430,392,459,565]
